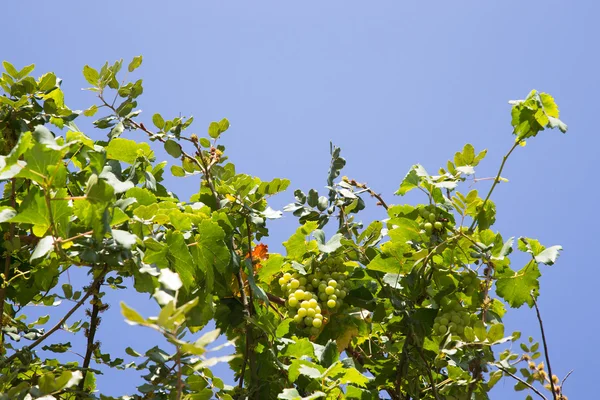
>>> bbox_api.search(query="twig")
[176,348,183,400]
[469,140,520,231]
[0,270,107,369]
[531,293,557,400]
[497,365,547,400]
[78,275,105,392]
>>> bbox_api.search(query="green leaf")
[120,302,146,325]
[171,165,186,177]
[166,231,196,290]
[283,221,319,260]
[258,253,285,283]
[128,55,143,72]
[153,113,165,129]
[396,164,429,195]
[319,340,339,368]
[106,138,154,164]
[218,118,230,132]
[283,338,315,359]
[10,187,51,236]
[38,72,57,91]
[208,121,221,138]
[2,61,19,78]
[488,323,505,342]
[189,219,231,290]
[16,64,35,79]
[496,260,540,308]
[30,236,54,261]
[109,121,125,139]
[164,139,182,158]
[315,231,342,253]
[83,65,99,86]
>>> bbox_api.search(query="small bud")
[190,134,198,143]
[552,375,559,384]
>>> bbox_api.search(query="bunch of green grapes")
[460,270,480,295]
[418,206,452,236]
[277,259,350,336]
[432,298,473,338]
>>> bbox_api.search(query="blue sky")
[3,1,597,398]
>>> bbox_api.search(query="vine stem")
[468,140,521,231]
[497,365,547,399]
[531,293,557,400]
[0,178,16,341]
[0,270,107,369]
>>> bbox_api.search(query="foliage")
[0,58,570,400]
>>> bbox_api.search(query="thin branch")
[469,140,521,231]
[531,293,557,400]
[78,275,105,392]
[497,365,547,400]
[0,270,107,369]
[176,348,183,400]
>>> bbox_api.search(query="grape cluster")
[432,298,473,337]
[278,261,350,336]
[418,206,451,236]
[460,271,480,295]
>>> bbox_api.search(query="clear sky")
[3,1,597,398]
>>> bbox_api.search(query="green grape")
[278,277,286,286]
[339,290,346,299]
[327,299,336,308]
[421,209,430,219]
[438,325,447,334]
[297,308,307,318]
[294,289,304,299]
[462,315,470,326]
[439,317,449,326]
[318,284,327,293]
[301,300,310,309]
[424,222,433,233]
[304,317,313,326]
[311,278,320,287]
[448,323,457,333]
[334,288,341,297]
[290,279,300,289]
[314,313,323,320]
[293,314,303,324]
[288,297,298,308]
[283,273,292,281]
[305,284,313,291]
[310,327,320,335]
[325,286,335,295]
[315,306,321,314]
[428,213,436,223]
[433,323,440,332]
[319,293,328,301]
[303,291,313,300]
[452,315,461,324]
[307,308,316,317]
[312,318,322,328]
[434,221,443,230]
[308,299,318,308]
[328,294,337,301]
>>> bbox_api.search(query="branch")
[0,270,107,369]
[468,140,521,231]
[78,275,105,392]
[531,293,557,400]
[497,365,547,400]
